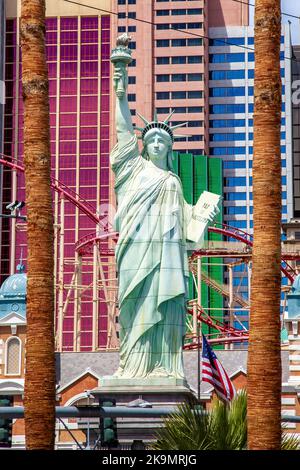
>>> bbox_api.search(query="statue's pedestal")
[92,376,196,446]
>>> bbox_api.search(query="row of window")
[223,159,287,169]
[157,106,203,114]
[156,8,203,15]
[210,103,286,114]
[157,90,203,99]
[118,12,136,18]
[211,117,285,128]
[156,38,202,47]
[118,0,136,3]
[156,73,203,82]
[225,191,287,201]
[118,25,136,33]
[210,86,285,97]
[170,120,203,127]
[175,135,203,141]
[156,22,202,30]
[226,205,288,215]
[210,145,287,155]
[210,36,285,46]
[209,69,285,80]
[225,176,287,186]
[210,132,286,142]
[157,56,202,64]
[210,119,245,128]
[210,52,285,63]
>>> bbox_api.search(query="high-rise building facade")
[113,0,208,154]
[208,24,293,327]
[0,0,5,277]
[292,45,300,218]
[1,1,112,350]
[3,1,293,348]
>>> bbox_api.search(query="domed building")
[0,264,27,448]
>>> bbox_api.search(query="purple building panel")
[1,15,112,351]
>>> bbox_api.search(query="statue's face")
[145,129,171,169]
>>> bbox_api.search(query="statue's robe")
[110,135,190,378]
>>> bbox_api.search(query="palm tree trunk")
[21,0,55,450]
[247,0,282,450]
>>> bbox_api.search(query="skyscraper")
[208,24,293,328]
[1,0,112,350]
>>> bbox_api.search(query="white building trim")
[57,367,100,393]
[4,336,22,376]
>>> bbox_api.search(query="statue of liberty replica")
[101,35,220,393]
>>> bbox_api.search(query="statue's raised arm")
[110,34,135,147]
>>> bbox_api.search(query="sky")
[249,0,300,44]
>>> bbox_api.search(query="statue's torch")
[110,34,132,99]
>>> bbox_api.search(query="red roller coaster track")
[1,155,297,346]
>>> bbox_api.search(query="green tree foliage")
[153,391,299,451]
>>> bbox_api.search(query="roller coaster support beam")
[57,195,65,352]
[92,241,98,351]
[196,256,201,336]
[228,264,234,351]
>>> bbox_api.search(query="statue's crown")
[135,110,187,143]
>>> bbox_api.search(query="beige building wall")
[208,0,249,27]
[7,0,112,18]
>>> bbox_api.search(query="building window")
[128,26,136,32]
[157,57,170,64]
[128,12,136,19]
[157,39,170,47]
[188,106,203,113]
[172,56,186,64]
[209,87,245,98]
[118,12,126,18]
[156,74,170,82]
[209,70,245,80]
[172,39,186,47]
[188,56,202,64]
[128,76,136,84]
[157,107,170,114]
[171,9,186,15]
[128,93,136,101]
[156,10,170,16]
[157,24,169,30]
[187,90,203,99]
[187,38,202,46]
[172,91,186,99]
[128,59,136,67]
[188,73,203,81]
[5,337,21,376]
[171,23,186,30]
[157,91,170,99]
[210,37,245,46]
[118,26,126,33]
[209,53,245,63]
[210,104,245,114]
[172,73,186,82]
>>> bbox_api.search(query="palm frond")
[152,390,299,451]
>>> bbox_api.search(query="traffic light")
[0,396,13,448]
[99,398,118,449]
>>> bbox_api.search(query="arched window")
[5,337,21,376]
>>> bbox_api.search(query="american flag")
[202,334,236,403]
